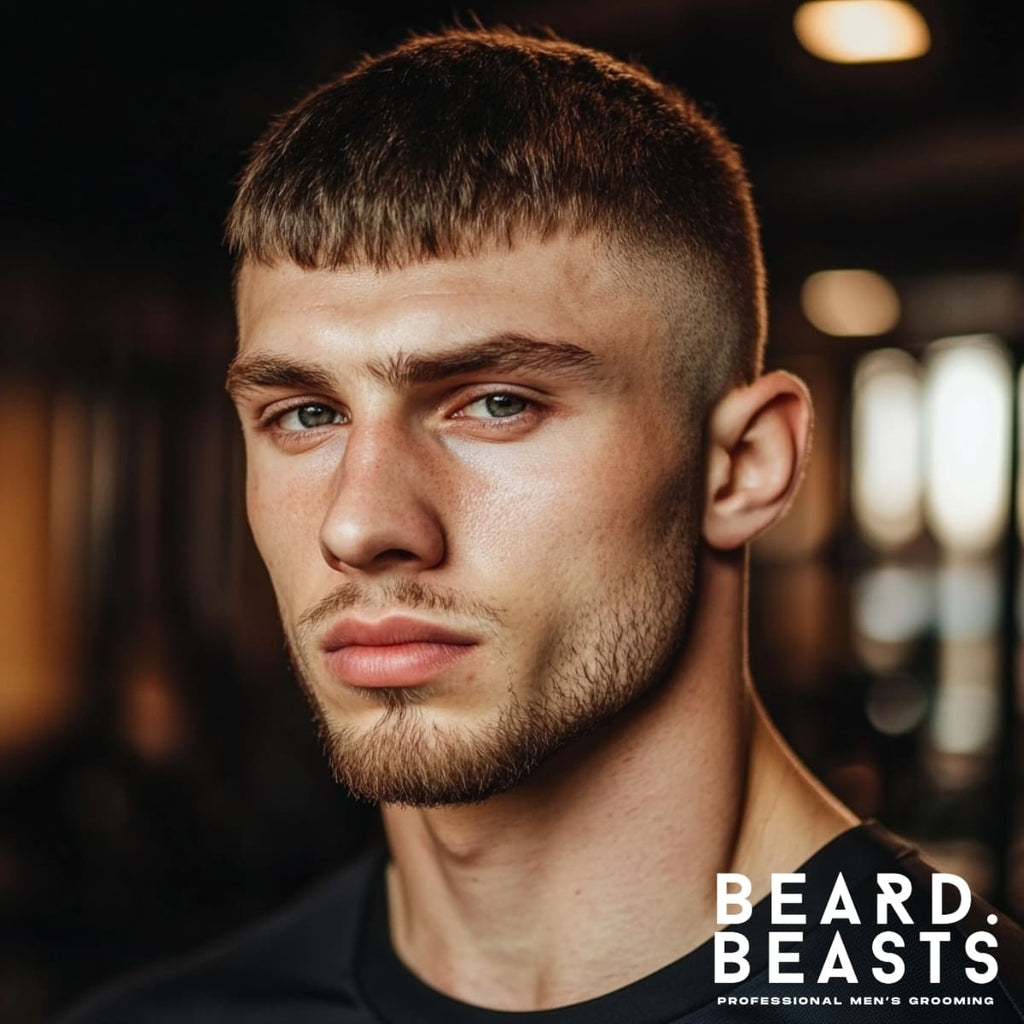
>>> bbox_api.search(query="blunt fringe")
[227,27,767,392]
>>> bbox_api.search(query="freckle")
[574,888,582,897]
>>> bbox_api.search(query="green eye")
[279,404,343,430]
[477,394,529,418]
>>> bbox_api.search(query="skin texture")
[231,232,857,1010]
[231,233,702,805]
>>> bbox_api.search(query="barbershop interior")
[2,1,1022,1018]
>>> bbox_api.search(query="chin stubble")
[284,495,699,807]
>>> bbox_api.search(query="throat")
[378,680,752,1011]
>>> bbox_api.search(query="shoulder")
[833,822,1024,960]
[786,823,1024,1016]
[57,847,384,1024]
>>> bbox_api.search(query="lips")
[320,615,477,688]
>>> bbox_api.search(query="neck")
[380,550,856,1011]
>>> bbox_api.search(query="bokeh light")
[852,349,923,550]
[865,673,929,736]
[802,269,901,337]
[794,0,931,64]
[923,336,1012,554]
[854,564,932,643]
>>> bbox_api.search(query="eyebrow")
[225,354,334,399]
[226,333,604,400]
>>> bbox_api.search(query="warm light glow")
[802,269,901,337]
[794,1,931,64]
[923,336,1012,554]
[1017,367,1024,544]
[851,349,922,549]
[930,639,998,756]
[0,383,76,756]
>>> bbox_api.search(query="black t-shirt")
[61,823,1024,1022]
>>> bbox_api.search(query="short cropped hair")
[227,27,766,406]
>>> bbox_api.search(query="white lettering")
[821,873,860,925]
[871,931,905,983]
[876,874,913,925]
[965,932,999,984]
[920,931,951,982]
[714,932,750,983]
[769,932,804,983]
[717,874,752,925]
[932,874,971,925]
[771,874,806,925]
[817,932,858,983]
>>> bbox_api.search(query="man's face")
[230,233,703,806]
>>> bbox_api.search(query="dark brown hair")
[227,27,766,399]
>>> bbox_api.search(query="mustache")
[294,578,504,641]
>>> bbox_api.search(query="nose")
[319,420,446,573]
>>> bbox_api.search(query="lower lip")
[323,642,474,688]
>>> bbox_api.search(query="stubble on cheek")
[274,446,703,807]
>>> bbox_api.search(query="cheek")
[246,464,285,560]
[245,457,328,599]
[450,439,601,551]
[454,423,695,586]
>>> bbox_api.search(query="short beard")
[286,499,699,807]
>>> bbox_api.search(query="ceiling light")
[801,268,900,336]
[794,1,931,64]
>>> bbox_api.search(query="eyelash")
[259,388,542,440]
[269,402,347,433]
[451,390,539,425]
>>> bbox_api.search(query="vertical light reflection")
[923,336,1012,554]
[936,558,1001,638]
[1017,365,1024,545]
[852,348,923,550]
[854,563,931,677]
[48,389,92,679]
[928,558,1001,786]
[0,382,73,756]
[930,639,999,755]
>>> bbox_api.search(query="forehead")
[234,233,666,364]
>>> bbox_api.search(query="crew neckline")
[356,822,906,1024]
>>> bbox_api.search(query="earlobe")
[702,371,813,551]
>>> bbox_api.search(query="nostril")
[375,549,422,565]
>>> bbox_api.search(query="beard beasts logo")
[714,871,999,987]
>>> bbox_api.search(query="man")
[66,25,1024,1022]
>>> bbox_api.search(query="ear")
[702,371,813,551]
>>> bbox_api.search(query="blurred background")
[2,1,1022,1019]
